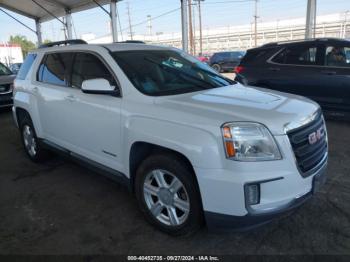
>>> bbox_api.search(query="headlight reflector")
[221,122,281,161]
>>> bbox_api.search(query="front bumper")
[0,92,13,108]
[194,135,328,231]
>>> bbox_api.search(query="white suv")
[13,40,328,235]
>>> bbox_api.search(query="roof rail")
[261,39,312,47]
[116,40,145,44]
[260,37,347,48]
[39,39,87,48]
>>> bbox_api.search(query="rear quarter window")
[16,54,37,80]
[240,48,274,65]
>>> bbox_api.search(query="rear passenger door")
[266,43,323,100]
[36,52,75,145]
[317,44,350,113]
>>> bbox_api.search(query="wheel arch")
[129,141,200,195]
[15,107,31,125]
[13,91,44,137]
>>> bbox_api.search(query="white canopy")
[0,0,110,22]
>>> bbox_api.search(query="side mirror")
[81,78,119,96]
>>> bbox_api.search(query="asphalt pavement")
[0,108,350,255]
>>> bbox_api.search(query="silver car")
[0,62,15,108]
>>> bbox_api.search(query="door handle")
[321,71,336,75]
[269,67,280,72]
[65,94,77,102]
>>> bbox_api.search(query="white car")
[12,40,328,235]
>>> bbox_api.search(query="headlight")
[221,122,282,161]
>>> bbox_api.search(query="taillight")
[234,66,245,74]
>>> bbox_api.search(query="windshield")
[0,63,12,76]
[112,50,235,96]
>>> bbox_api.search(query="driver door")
[62,52,123,171]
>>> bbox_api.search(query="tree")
[8,35,36,57]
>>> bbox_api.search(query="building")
[85,12,350,54]
[0,44,23,66]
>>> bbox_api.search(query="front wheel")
[135,154,203,236]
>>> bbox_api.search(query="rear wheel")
[135,154,203,236]
[211,64,221,73]
[19,116,49,163]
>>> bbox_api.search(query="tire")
[19,115,49,163]
[135,153,204,236]
[211,64,221,73]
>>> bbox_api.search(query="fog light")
[246,184,260,205]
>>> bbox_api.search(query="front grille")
[0,84,11,94]
[287,112,328,177]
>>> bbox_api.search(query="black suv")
[209,51,245,72]
[235,38,350,117]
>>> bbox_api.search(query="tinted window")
[38,53,73,86]
[0,63,12,76]
[112,50,233,96]
[17,54,36,80]
[230,52,244,59]
[71,53,116,89]
[219,53,230,60]
[272,45,317,65]
[240,49,271,65]
[325,45,350,67]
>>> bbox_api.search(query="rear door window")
[71,52,117,89]
[17,54,36,80]
[37,53,73,86]
[325,45,350,67]
[272,45,318,65]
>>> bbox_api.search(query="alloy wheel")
[143,169,190,226]
[22,125,37,157]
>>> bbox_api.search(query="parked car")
[0,62,15,108]
[9,63,22,75]
[13,40,328,235]
[197,54,210,63]
[235,38,350,117]
[209,51,245,72]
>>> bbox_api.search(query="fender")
[13,90,44,138]
[123,115,224,178]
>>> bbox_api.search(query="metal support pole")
[188,0,193,54]
[110,0,118,42]
[35,19,42,45]
[181,0,189,52]
[305,0,317,39]
[194,0,204,55]
[254,0,258,47]
[65,10,73,39]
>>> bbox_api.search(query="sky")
[0,0,349,43]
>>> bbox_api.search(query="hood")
[0,74,16,85]
[155,83,320,135]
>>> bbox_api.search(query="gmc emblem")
[308,126,325,145]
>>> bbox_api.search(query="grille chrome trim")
[287,112,328,177]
